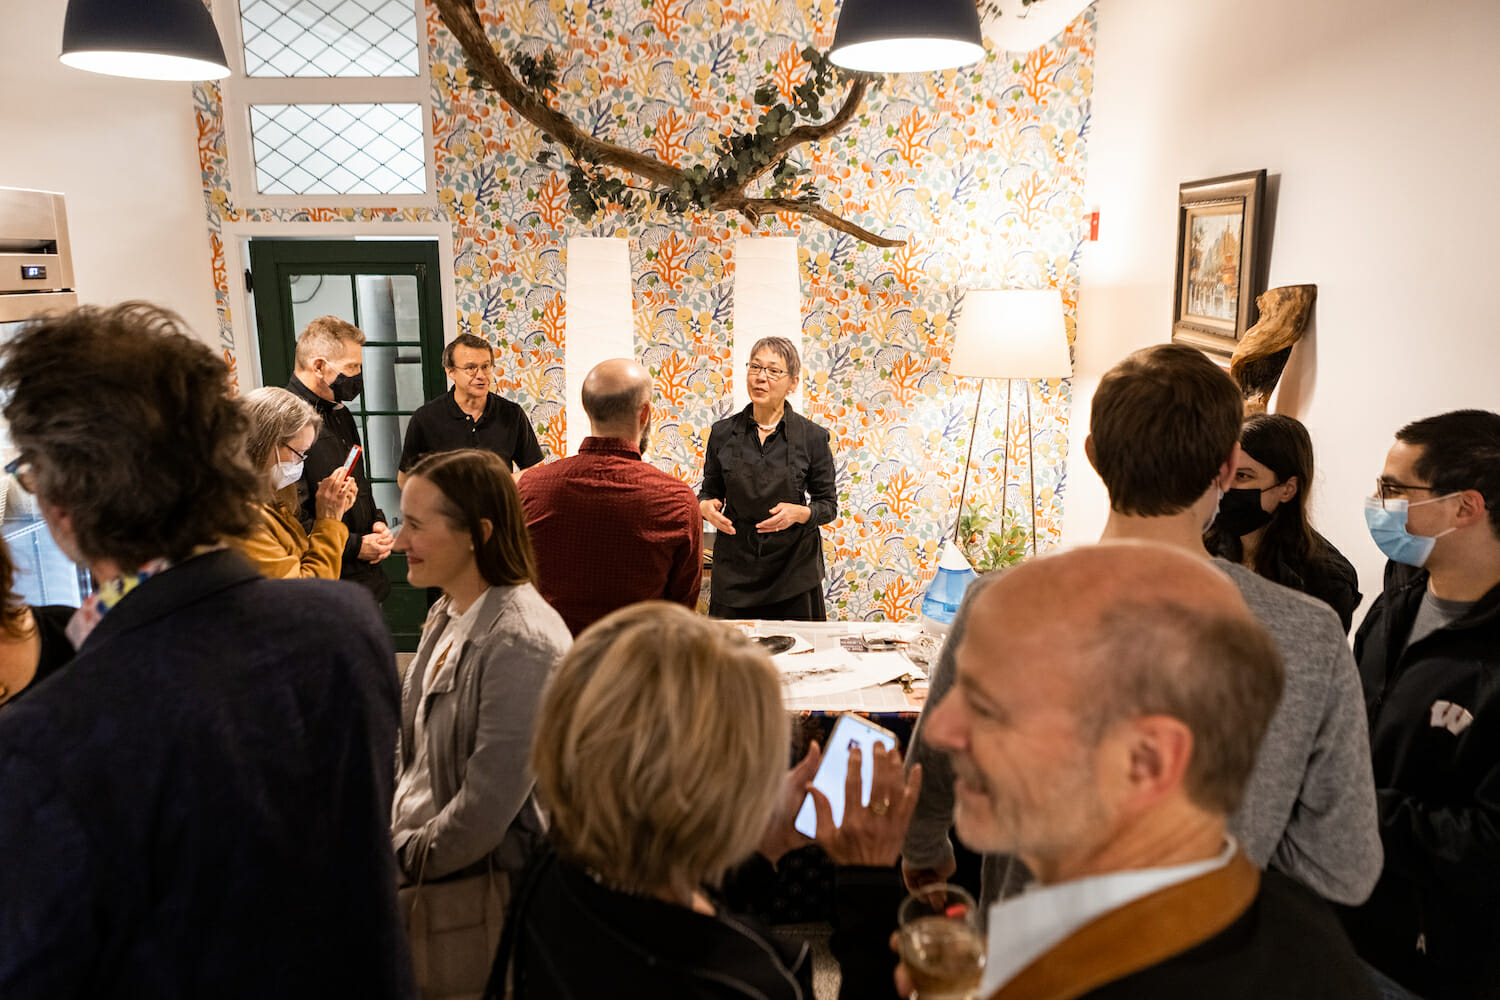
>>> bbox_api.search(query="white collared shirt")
[979,838,1237,996]
[391,591,492,839]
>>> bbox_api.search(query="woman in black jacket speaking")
[698,336,837,621]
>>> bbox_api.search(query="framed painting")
[1171,170,1266,357]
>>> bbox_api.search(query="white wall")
[1066,0,1500,617]
[0,3,219,344]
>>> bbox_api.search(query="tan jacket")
[232,501,348,581]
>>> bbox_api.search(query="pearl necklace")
[756,413,783,433]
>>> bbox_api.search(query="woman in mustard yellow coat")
[234,387,356,579]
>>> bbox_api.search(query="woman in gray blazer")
[390,448,571,998]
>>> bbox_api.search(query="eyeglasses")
[746,362,788,381]
[1372,477,1451,510]
[5,456,35,494]
[450,363,494,377]
[282,442,309,463]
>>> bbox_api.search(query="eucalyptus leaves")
[521,47,851,224]
[431,0,902,247]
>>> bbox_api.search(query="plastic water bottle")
[919,540,978,633]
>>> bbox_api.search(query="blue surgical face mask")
[1363,494,1458,567]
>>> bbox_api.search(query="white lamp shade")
[950,288,1070,379]
[565,237,635,454]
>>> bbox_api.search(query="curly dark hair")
[0,302,259,568]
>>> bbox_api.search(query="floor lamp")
[949,288,1071,557]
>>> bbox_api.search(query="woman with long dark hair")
[1206,413,1362,630]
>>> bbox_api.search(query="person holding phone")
[390,448,570,999]
[698,337,837,621]
[232,387,357,580]
[490,602,920,1000]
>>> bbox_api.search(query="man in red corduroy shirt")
[519,358,702,635]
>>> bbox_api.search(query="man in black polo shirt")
[287,315,393,602]
[397,333,543,484]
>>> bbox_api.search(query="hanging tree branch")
[430,0,904,248]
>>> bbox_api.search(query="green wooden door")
[248,238,445,652]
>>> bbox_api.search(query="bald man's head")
[964,543,1282,816]
[581,359,652,444]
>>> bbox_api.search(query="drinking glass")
[897,882,985,1000]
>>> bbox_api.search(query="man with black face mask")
[287,315,394,603]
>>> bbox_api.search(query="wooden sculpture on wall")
[429,0,904,248]
[1229,284,1317,414]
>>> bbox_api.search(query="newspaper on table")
[771,647,912,700]
[734,620,932,710]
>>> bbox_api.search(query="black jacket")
[1341,561,1500,999]
[490,848,902,1000]
[286,376,391,601]
[698,404,837,609]
[1087,871,1376,1000]
[0,550,412,997]
[1205,530,1362,632]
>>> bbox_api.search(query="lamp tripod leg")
[954,380,983,545]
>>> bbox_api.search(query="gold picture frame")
[1171,170,1266,357]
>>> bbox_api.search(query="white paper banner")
[731,237,803,414]
[564,237,634,455]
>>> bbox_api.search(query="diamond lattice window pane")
[239,0,418,77]
[250,104,426,195]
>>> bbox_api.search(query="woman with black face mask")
[1206,413,1362,632]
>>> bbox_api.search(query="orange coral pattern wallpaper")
[196,1,1094,621]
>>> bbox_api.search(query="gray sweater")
[902,559,1382,907]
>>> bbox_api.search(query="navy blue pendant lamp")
[60,0,231,80]
[829,0,985,73]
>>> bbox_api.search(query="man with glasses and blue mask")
[1340,409,1500,1000]
[398,333,543,485]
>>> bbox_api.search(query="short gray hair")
[293,315,365,370]
[749,336,801,382]
[243,386,320,473]
[1079,602,1283,816]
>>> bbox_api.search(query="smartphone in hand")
[337,445,362,481]
[793,713,898,839]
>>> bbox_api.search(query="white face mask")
[272,458,304,491]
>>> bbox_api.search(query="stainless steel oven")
[0,186,89,606]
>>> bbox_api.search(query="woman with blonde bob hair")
[489,602,921,1000]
